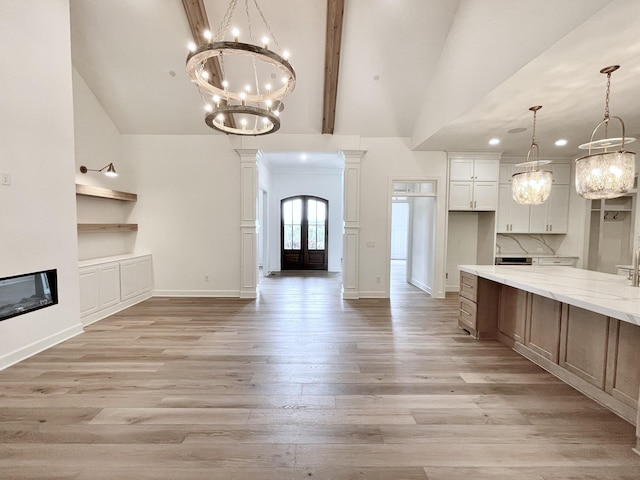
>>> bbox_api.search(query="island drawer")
[458,296,477,330]
[460,272,477,301]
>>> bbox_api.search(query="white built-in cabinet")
[449,158,499,211]
[79,254,152,325]
[497,163,570,234]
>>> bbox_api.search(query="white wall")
[72,68,137,260]
[0,0,83,369]
[359,137,448,298]
[123,135,242,296]
[446,212,479,291]
[263,166,343,272]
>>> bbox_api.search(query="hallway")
[0,279,638,479]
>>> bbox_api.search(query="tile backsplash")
[496,234,565,255]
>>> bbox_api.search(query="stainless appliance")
[495,256,532,265]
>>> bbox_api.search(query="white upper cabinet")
[497,162,571,234]
[448,158,499,211]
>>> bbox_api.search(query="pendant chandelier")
[511,106,553,205]
[575,65,636,199]
[185,0,296,136]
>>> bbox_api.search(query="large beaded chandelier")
[575,65,636,199]
[511,106,553,205]
[185,0,296,135]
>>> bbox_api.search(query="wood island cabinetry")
[458,268,640,447]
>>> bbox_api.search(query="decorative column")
[342,150,365,299]
[237,149,259,299]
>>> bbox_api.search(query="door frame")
[386,177,442,298]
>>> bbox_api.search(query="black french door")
[281,196,328,270]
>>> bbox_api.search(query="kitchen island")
[458,265,640,453]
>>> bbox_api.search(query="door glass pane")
[292,199,302,224]
[308,225,317,249]
[307,199,317,223]
[317,225,325,250]
[284,225,292,249]
[283,200,292,223]
[283,198,302,251]
[292,225,301,249]
[317,201,326,222]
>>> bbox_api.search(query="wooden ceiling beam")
[182,0,236,129]
[322,0,345,134]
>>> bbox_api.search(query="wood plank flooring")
[0,262,639,479]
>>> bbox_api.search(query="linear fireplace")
[0,269,58,321]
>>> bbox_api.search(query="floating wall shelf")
[76,184,137,202]
[77,224,138,233]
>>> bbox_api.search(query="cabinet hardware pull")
[470,201,473,208]
[474,200,477,208]
[550,224,552,232]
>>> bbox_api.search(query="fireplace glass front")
[0,269,58,321]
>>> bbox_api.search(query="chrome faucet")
[633,247,640,287]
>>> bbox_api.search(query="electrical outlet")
[1,172,11,186]
[204,274,210,282]
[376,276,381,283]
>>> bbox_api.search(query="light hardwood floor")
[0,263,639,479]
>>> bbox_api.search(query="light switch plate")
[1,172,11,186]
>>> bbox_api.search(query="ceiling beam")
[322,0,345,134]
[182,0,236,129]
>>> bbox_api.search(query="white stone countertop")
[78,252,152,268]
[458,265,640,327]
[495,254,579,258]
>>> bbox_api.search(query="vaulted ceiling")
[70,0,640,158]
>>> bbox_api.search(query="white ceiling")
[70,0,640,160]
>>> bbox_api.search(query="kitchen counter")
[459,265,640,327]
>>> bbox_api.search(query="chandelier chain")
[214,0,238,41]
[252,0,281,50]
[531,109,537,145]
[244,0,254,40]
[603,72,612,139]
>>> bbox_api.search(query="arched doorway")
[281,196,328,270]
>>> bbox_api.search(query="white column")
[237,149,259,299]
[342,150,366,299]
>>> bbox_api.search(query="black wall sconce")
[80,163,117,177]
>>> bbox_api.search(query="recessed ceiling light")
[168,70,176,77]
[555,139,568,146]
[373,75,380,81]
[508,127,527,134]
[489,138,500,145]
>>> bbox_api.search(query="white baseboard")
[358,290,388,298]
[153,289,241,298]
[446,285,460,293]
[0,323,84,371]
[82,291,153,326]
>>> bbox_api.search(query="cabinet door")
[499,285,527,343]
[449,182,473,210]
[472,182,497,211]
[450,159,474,181]
[79,267,100,316]
[529,201,547,233]
[497,184,529,233]
[525,295,561,362]
[551,163,571,184]
[137,256,153,294]
[560,305,609,388]
[547,185,569,233]
[120,259,138,301]
[99,263,120,309]
[499,164,513,184]
[605,320,640,408]
[474,160,499,182]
